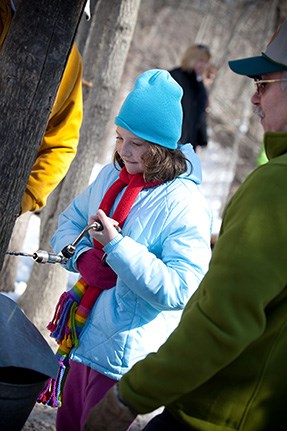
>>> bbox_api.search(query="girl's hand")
[89,209,120,246]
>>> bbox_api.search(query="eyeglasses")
[254,78,287,96]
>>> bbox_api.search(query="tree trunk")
[76,0,99,55]
[0,0,86,270]
[18,0,141,334]
[0,213,31,292]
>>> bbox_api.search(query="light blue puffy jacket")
[51,144,212,380]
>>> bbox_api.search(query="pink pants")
[56,361,117,431]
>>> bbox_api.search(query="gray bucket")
[0,367,47,431]
[0,294,58,431]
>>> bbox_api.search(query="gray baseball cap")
[228,19,287,77]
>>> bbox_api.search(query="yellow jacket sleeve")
[21,44,83,213]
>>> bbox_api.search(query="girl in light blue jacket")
[50,69,212,431]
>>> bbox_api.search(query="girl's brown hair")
[113,143,191,183]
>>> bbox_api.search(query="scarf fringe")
[39,294,81,407]
[47,292,80,346]
[37,359,69,407]
[47,291,73,339]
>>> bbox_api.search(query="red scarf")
[39,167,161,407]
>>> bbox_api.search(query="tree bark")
[0,0,86,270]
[0,213,32,292]
[18,0,141,334]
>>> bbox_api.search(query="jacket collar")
[264,131,287,160]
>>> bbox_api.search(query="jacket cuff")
[103,233,123,253]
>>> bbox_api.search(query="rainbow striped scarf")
[38,276,106,406]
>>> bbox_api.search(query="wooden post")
[0,0,86,269]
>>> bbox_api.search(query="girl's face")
[115,126,149,175]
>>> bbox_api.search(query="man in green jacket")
[84,19,287,431]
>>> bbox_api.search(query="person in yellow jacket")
[0,0,83,214]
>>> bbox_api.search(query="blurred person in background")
[169,44,211,152]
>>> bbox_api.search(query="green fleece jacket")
[119,131,287,431]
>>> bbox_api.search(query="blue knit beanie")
[115,69,183,150]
